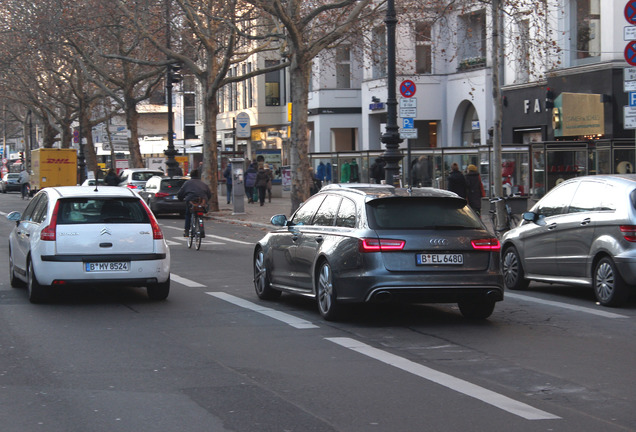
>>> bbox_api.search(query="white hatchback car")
[7,186,171,303]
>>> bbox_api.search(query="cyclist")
[177,169,212,237]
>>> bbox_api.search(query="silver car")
[253,184,503,321]
[501,175,636,306]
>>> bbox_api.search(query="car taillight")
[140,199,164,239]
[40,201,60,241]
[359,238,405,252]
[127,184,137,189]
[155,192,170,198]
[620,225,636,242]
[471,238,501,251]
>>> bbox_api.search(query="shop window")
[571,0,600,63]
[461,104,480,146]
[265,60,281,106]
[415,22,432,74]
[457,10,486,70]
[614,149,635,174]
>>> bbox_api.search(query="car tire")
[9,248,25,288]
[458,298,496,319]
[147,277,170,301]
[502,246,529,290]
[27,260,49,303]
[316,260,343,321]
[594,257,630,307]
[253,248,281,300]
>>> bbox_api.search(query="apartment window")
[336,46,351,88]
[232,67,238,111]
[462,104,480,146]
[242,64,247,109]
[247,62,253,108]
[458,10,486,70]
[516,19,530,82]
[572,0,600,62]
[372,26,387,79]
[415,22,432,74]
[265,60,280,106]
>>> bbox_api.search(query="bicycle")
[489,196,519,237]
[187,198,207,250]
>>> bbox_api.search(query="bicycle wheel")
[187,214,196,248]
[195,217,202,250]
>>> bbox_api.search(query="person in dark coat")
[465,164,485,215]
[370,158,386,184]
[244,162,257,203]
[447,162,467,198]
[254,163,270,206]
[104,168,120,186]
[177,169,212,237]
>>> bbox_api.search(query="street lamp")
[163,0,179,177]
[380,0,403,186]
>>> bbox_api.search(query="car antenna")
[94,169,100,192]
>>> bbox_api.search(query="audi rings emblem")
[429,238,448,246]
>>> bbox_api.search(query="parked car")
[117,168,164,190]
[501,174,636,307]
[253,184,503,321]
[81,178,106,187]
[138,176,188,215]
[6,186,170,303]
[1,173,22,193]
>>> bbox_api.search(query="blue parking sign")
[402,118,414,129]
[630,92,636,107]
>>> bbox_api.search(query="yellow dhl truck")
[30,148,78,193]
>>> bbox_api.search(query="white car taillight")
[40,201,60,241]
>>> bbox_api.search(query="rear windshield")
[161,178,187,191]
[367,197,483,230]
[57,198,149,224]
[132,171,162,181]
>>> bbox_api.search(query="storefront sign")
[556,93,604,137]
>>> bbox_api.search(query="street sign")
[235,112,251,138]
[626,41,636,66]
[399,129,418,139]
[399,80,416,98]
[626,0,636,25]
[630,92,636,107]
[401,118,414,129]
[624,106,636,129]
[399,108,417,118]
[399,98,417,108]
[625,26,636,40]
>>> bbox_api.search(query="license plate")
[85,262,130,272]
[416,253,463,265]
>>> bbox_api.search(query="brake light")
[155,192,170,198]
[620,225,636,242]
[471,238,501,251]
[359,238,405,252]
[127,184,137,189]
[40,201,60,241]
[140,199,164,239]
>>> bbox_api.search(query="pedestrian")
[255,162,270,206]
[447,162,467,198]
[465,164,485,215]
[104,168,119,186]
[265,164,274,203]
[18,166,30,199]
[309,167,322,195]
[223,163,232,204]
[370,157,386,184]
[244,161,257,203]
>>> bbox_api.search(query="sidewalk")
[206,195,292,230]
[207,193,495,233]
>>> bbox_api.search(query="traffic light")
[19,151,24,162]
[545,87,555,110]
[168,64,182,83]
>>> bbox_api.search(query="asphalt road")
[1,191,636,431]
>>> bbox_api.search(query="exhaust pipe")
[373,291,393,303]
[486,290,503,302]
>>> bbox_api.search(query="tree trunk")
[203,91,220,212]
[491,0,505,230]
[289,55,312,214]
[125,104,144,168]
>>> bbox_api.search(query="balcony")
[458,57,487,71]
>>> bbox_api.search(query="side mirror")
[270,214,289,227]
[522,212,537,223]
[7,211,21,224]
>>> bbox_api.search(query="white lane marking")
[207,292,318,329]
[171,237,225,245]
[165,240,180,246]
[506,293,629,319]
[171,274,206,288]
[205,234,252,245]
[326,337,560,421]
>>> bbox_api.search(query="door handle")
[580,218,591,226]
[547,223,557,230]
[292,235,299,242]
